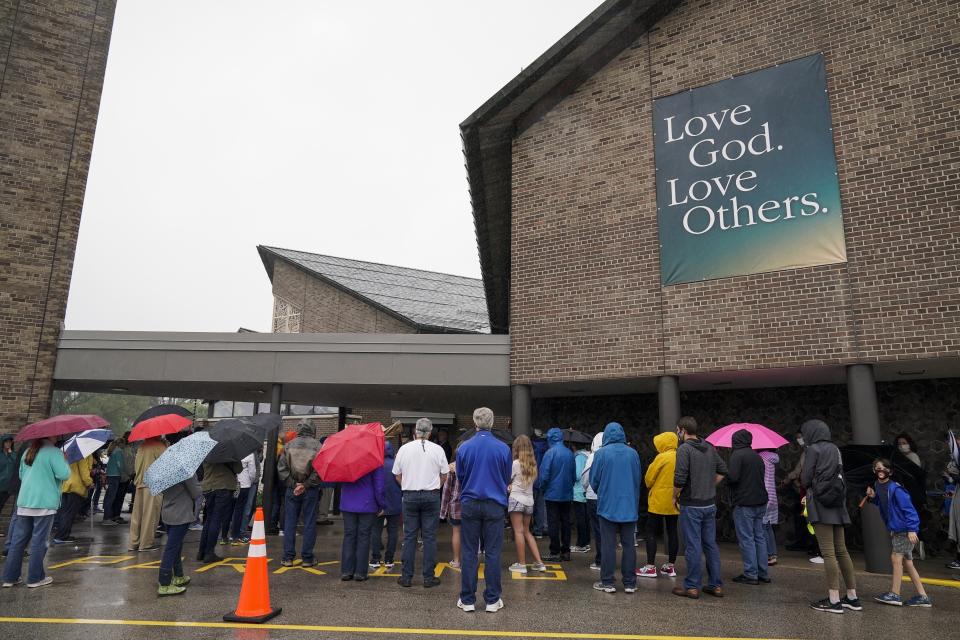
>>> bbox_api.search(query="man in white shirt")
[393,418,448,588]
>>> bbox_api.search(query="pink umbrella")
[705,423,789,450]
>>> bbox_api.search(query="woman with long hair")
[1,437,71,588]
[508,435,546,574]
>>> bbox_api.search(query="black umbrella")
[206,414,281,463]
[133,404,193,426]
[458,428,515,447]
[841,444,926,503]
[562,428,592,445]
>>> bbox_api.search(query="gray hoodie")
[800,419,851,526]
[673,437,728,507]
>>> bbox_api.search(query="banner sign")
[653,53,846,286]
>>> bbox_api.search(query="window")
[272,296,302,333]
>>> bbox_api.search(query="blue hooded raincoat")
[589,422,641,523]
[538,427,576,501]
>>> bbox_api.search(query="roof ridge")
[261,245,483,284]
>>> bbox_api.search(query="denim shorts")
[508,498,534,515]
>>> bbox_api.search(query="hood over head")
[590,431,604,453]
[732,429,753,449]
[602,422,625,446]
[547,427,565,446]
[800,419,831,445]
[296,420,317,439]
[384,441,395,458]
[653,431,678,454]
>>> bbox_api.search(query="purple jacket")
[340,467,385,514]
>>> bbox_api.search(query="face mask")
[676,429,685,443]
[898,444,910,453]
[875,469,890,480]
[796,438,804,447]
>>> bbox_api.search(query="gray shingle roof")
[259,246,490,334]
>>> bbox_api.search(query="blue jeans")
[733,505,769,580]
[159,522,189,585]
[2,513,55,584]
[371,513,401,563]
[532,488,547,535]
[587,499,601,565]
[229,487,251,539]
[341,511,376,578]
[460,499,505,606]
[400,490,441,581]
[764,523,777,557]
[242,483,257,534]
[283,486,319,562]
[599,517,637,588]
[103,476,120,520]
[679,504,722,590]
[199,489,234,559]
[4,511,20,554]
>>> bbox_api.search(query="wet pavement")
[1,515,958,639]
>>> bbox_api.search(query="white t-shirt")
[509,459,535,506]
[392,439,448,491]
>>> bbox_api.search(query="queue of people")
[0,412,952,617]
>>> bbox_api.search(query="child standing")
[440,450,462,569]
[867,458,931,607]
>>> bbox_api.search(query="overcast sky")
[65,0,599,332]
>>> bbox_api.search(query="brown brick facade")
[510,0,960,385]
[0,0,117,433]
[271,260,416,334]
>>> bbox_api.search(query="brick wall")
[510,0,960,384]
[0,0,117,434]
[271,259,416,334]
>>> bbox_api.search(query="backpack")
[814,445,846,508]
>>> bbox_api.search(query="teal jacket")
[0,435,15,490]
[106,448,124,477]
[16,445,71,511]
[573,450,588,503]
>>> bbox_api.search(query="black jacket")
[726,430,768,507]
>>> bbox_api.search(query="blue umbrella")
[61,429,112,464]
[145,431,217,496]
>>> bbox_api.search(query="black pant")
[54,493,85,540]
[573,501,590,548]
[199,489,233,559]
[545,500,572,556]
[587,499,601,564]
[645,513,679,565]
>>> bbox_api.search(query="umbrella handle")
[858,495,868,509]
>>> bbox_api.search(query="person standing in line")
[440,449,462,569]
[571,443,591,553]
[455,408,511,613]
[436,429,453,463]
[672,416,727,599]
[727,429,771,585]
[507,435,546,575]
[228,453,257,545]
[589,422,641,594]
[639,431,679,579]
[277,421,323,567]
[128,437,166,553]
[1,437,71,588]
[539,427,576,562]
[581,432,604,572]
[531,431,548,537]
[339,452,385,582]
[198,458,241,561]
[120,433,136,515]
[157,474,201,596]
[945,430,960,570]
[867,458,931,607]
[393,418,448,588]
[52,453,93,544]
[2,442,27,555]
[101,440,124,525]
[0,436,14,520]
[370,441,402,571]
[800,419,861,614]
[759,448,781,566]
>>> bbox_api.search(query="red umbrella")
[15,414,109,442]
[312,423,384,483]
[128,414,192,442]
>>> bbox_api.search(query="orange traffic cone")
[223,507,282,623]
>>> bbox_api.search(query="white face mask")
[796,438,804,447]
[898,443,911,453]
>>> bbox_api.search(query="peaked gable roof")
[258,245,490,334]
[461,0,680,333]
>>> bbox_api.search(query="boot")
[157,584,187,597]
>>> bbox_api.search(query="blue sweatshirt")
[589,422,642,523]
[538,428,576,502]
[870,480,920,534]
[381,442,402,516]
[457,430,511,507]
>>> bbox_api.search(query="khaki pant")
[813,523,857,592]
[129,486,162,551]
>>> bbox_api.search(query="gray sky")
[65,0,599,332]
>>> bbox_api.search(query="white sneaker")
[457,599,475,612]
[27,576,53,588]
[809,556,825,564]
[485,599,504,613]
[369,561,381,570]
[508,562,527,574]
[530,562,547,572]
[2,579,22,588]
[589,562,601,571]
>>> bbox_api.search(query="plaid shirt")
[440,468,461,520]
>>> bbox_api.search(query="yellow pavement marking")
[0,617,800,640]
[48,555,134,569]
[904,576,960,589]
[511,563,566,581]
[273,560,337,576]
[195,557,266,573]
[122,558,173,570]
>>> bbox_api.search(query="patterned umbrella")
[144,431,217,496]
[61,429,112,464]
